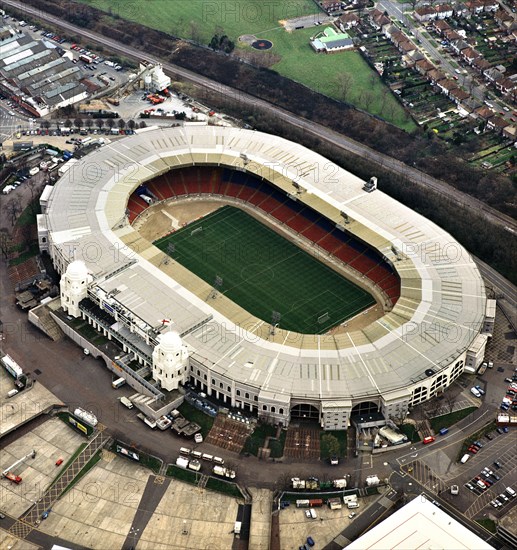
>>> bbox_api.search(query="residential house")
[414,6,436,22]
[437,79,458,96]
[461,47,481,65]
[480,0,499,12]
[389,30,407,47]
[432,20,451,35]
[415,58,435,75]
[435,4,454,19]
[450,38,470,54]
[319,1,346,15]
[427,69,446,84]
[474,106,495,120]
[464,1,484,15]
[370,9,391,32]
[398,40,416,56]
[487,115,509,133]
[494,9,514,30]
[471,57,491,74]
[450,88,470,104]
[483,67,504,83]
[338,13,360,31]
[502,125,516,142]
[443,29,461,41]
[496,78,517,96]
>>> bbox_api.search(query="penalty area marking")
[161,210,180,229]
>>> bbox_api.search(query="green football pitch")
[154,206,375,334]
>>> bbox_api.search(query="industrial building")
[0,25,88,117]
[35,125,489,430]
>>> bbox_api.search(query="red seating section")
[127,167,400,303]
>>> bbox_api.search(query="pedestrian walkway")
[248,488,272,550]
[9,423,110,539]
[121,474,171,550]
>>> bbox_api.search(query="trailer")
[333,478,347,489]
[137,412,156,429]
[176,456,189,469]
[212,465,236,479]
[291,478,306,490]
[327,498,342,510]
[309,499,323,508]
[1,354,23,379]
[296,500,310,508]
[2,450,36,484]
[73,408,98,427]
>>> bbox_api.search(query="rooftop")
[347,495,494,549]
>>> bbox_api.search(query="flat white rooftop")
[347,495,494,550]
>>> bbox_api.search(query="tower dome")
[66,260,88,280]
[159,330,182,352]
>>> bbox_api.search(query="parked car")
[450,485,459,495]
[307,536,315,547]
[496,427,504,434]
[474,385,485,395]
[470,387,481,398]
[468,446,478,454]
[494,461,501,469]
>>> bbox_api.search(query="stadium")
[37,126,489,430]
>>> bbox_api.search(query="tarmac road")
[3,0,517,235]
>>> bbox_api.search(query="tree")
[65,118,72,129]
[5,197,22,227]
[321,433,341,459]
[74,117,82,130]
[118,118,126,130]
[189,20,201,43]
[127,119,136,130]
[335,73,354,102]
[139,121,147,129]
[85,116,93,131]
[26,179,40,216]
[360,89,375,111]
[95,118,104,131]
[0,229,13,259]
[107,118,115,130]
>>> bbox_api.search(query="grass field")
[154,206,374,333]
[82,0,319,43]
[79,0,415,130]
[255,27,415,131]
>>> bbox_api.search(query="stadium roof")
[44,126,486,402]
[347,495,494,550]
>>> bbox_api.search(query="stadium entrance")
[290,403,320,422]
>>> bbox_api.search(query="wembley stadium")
[37,125,489,430]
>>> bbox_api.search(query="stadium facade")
[36,126,490,430]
